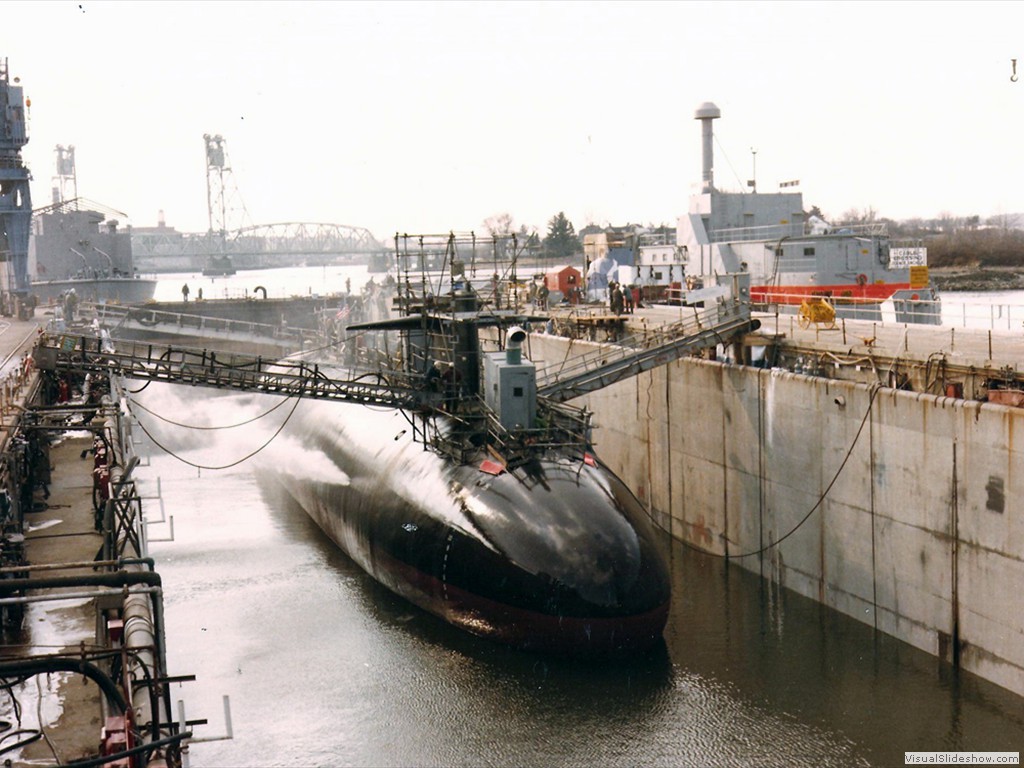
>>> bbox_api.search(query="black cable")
[677,382,882,559]
[0,728,42,755]
[61,729,192,768]
[0,676,29,725]
[131,393,302,470]
[0,659,126,713]
[127,393,293,430]
[582,373,881,559]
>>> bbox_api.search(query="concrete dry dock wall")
[526,333,1024,698]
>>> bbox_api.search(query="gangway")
[33,335,431,410]
[537,302,758,403]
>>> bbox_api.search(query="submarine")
[253,242,672,653]
[260,393,671,653]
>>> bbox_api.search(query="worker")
[426,360,443,392]
[610,283,624,315]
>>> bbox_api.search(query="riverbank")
[930,266,1024,292]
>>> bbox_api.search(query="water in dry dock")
[132,391,1024,768]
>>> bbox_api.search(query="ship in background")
[29,196,157,306]
[0,57,33,315]
[634,102,940,324]
[1,63,156,310]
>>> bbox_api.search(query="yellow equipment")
[798,297,837,329]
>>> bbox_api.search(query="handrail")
[34,334,432,409]
[536,303,723,387]
[86,302,322,346]
[536,301,756,402]
[748,289,1024,330]
[710,221,887,243]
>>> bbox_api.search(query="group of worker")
[609,281,637,315]
[181,284,203,301]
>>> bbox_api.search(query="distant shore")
[930,266,1024,293]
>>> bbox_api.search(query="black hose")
[61,729,193,768]
[0,728,42,755]
[0,658,126,713]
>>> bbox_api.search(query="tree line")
[831,206,1024,268]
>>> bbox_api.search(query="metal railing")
[87,302,323,347]
[536,301,754,401]
[34,334,431,410]
[940,296,1024,330]
[710,221,887,244]
[753,289,1024,330]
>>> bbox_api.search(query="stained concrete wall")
[525,332,1024,698]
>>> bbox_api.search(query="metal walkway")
[537,302,758,403]
[34,299,757,409]
[34,335,428,409]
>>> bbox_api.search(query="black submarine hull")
[259,400,671,654]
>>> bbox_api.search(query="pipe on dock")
[0,556,155,575]
[0,569,161,595]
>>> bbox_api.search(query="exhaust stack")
[694,101,721,192]
[506,326,527,365]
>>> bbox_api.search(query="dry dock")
[528,306,1024,698]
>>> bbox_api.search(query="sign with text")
[889,247,928,269]
[909,265,930,289]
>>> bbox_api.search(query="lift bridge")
[33,294,757,415]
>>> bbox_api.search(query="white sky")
[4,0,1023,241]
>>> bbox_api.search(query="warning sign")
[909,265,929,288]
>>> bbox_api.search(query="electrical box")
[483,351,537,431]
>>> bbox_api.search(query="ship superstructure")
[647,102,940,324]
[0,57,32,305]
[29,196,157,305]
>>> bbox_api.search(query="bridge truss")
[132,221,385,261]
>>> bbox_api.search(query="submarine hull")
[260,400,671,654]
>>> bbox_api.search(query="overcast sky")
[4,0,1023,242]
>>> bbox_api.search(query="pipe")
[0,556,154,575]
[0,584,170,707]
[506,326,526,365]
[0,569,161,595]
[61,729,192,768]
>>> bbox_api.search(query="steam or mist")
[126,382,351,485]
